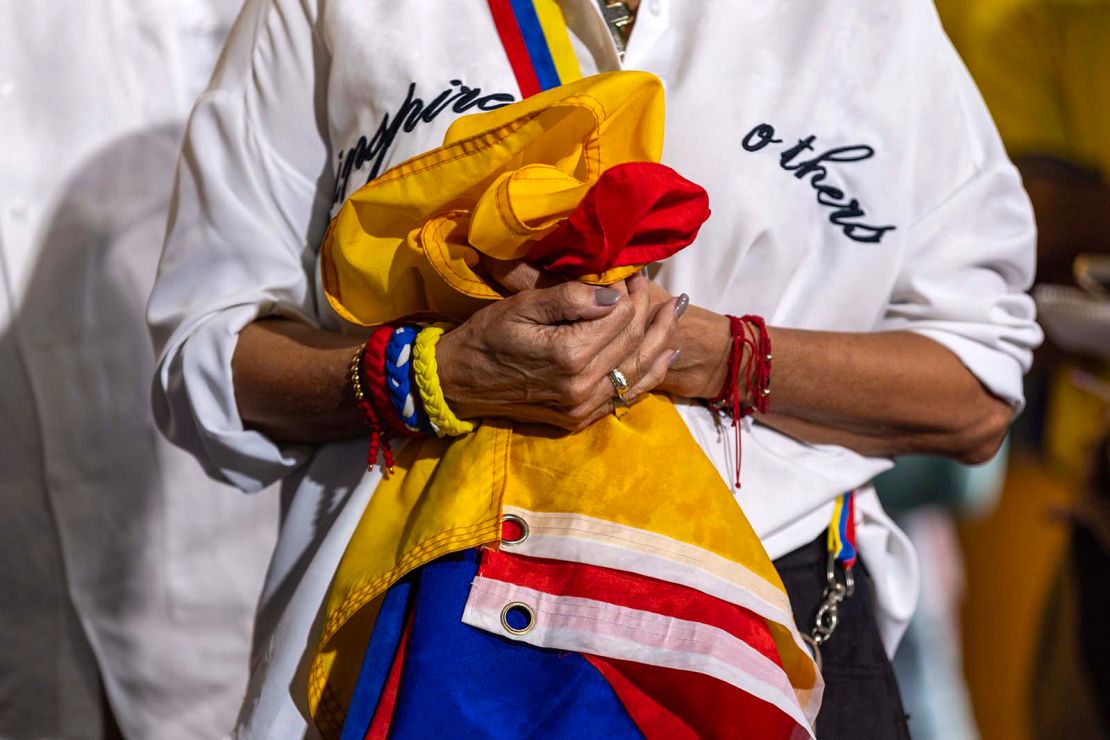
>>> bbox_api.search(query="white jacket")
[147,0,1042,736]
[0,2,278,738]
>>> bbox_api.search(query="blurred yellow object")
[1045,362,1110,484]
[959,0,1110,175]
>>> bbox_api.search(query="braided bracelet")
[364,324,417,439]
[385,325,433,435]
[412,324,475,438]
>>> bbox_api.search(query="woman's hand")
[636,277,732,401]
[436,275,685,432]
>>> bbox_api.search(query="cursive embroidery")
[333,80,515,204]
[741,123,896,244]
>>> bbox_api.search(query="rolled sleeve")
[879,56,1043,411]
[148,0,333,491]
[154,304,313,492]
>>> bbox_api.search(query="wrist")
[711,315,771,413]
[432,324,479,420]
[659,306,733,399]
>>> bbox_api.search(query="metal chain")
[813,552,855,645]
[804,553,856,670]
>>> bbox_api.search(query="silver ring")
[607,368,630,398]
[611,394,630,420]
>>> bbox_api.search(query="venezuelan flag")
[487,0,583,97]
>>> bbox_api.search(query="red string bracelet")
[349,339,389,473]
[707,315,772,487]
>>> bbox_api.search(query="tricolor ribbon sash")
[488,0,583,97]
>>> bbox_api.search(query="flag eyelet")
[500,602,535,635]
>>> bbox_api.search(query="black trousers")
[774,535,911,740]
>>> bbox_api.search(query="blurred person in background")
[964,1,1110,737]
[0,2,279,739]
[953,0,1110,736]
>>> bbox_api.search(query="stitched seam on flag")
[321,519,499,642]
[331,93,606,302]
[503,506,789,610]
[492,168,580,237]
[367,116,543,187]
[311,426,510,726]
[500,507,821,695]
[514,169,578,180]
[320,423,510,640]
[494,174,535,238]
[518,522,811,671]
[308,521,500,731]
[423,216,492,293]
[472,580,766,653]
[504,506,780,588]
[465,582,818,734]
[531,521,776,588]
[463,581,817,736]
[341,92,605,199]
[310,659,349,737]
[491,420,511,516]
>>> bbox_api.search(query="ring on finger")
[611,394,630,420]
[607,368,630,398]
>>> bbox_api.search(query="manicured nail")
[674,293,689,319]
[595,287,621,306]
[668,349,682,367]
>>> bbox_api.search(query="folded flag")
[312,71,822,740]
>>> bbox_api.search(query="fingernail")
[595,287,621,306]
[668,349,682,367]
[674,293,689,319]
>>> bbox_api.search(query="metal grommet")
[501,514,529,546]
[500,602,536,635]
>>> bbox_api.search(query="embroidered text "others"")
[742,123,895,244]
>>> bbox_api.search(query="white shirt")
[147,0,1041,736]
[0,2,278,738]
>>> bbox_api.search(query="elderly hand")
[436,274,685,432]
